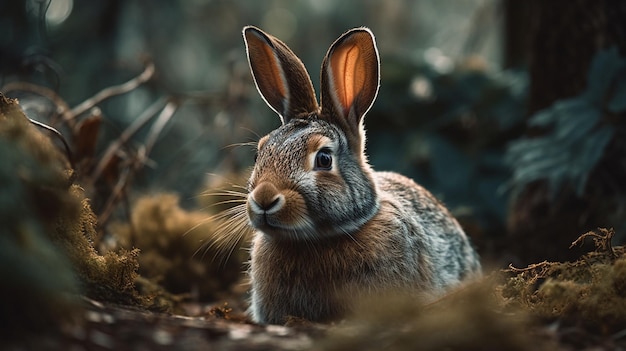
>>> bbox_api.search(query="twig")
[1,81,74,125]
[142,99,179,157]
[98,165,132,230]
[570,228,617,259]
[87,97,167,186]
[91,98,179,234]
[69,61,155,119]
[2,61,155,126]
[28,118,75,169]
[506,260,551,274]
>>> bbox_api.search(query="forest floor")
[2,94,626,351]
[5,232,626,351]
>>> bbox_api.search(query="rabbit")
[241,25,481,325]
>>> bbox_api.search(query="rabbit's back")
[374,171,481,290]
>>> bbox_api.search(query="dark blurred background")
[1,0,625,268]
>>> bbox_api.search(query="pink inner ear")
[246,31,288,112]
[259,44,288,99]
[330,42,366,115]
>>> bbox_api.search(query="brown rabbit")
[242,26,481,324]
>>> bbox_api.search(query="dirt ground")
[2,94,626,351]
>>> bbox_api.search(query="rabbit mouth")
[247,204,316,239]
[247,202,315,238]
[250,214,316,239]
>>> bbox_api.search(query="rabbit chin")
[251,220,318,241]
[250,215,369,241]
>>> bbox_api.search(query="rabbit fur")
[241,25,481,324]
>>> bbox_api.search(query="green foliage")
[507,47,626,197]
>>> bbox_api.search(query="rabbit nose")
[249,182,285,214]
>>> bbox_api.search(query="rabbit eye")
[314,148,332,170]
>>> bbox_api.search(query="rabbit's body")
[250,168,479,324]
[242,26,481,325]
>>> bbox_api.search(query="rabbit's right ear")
[243,26,318,124]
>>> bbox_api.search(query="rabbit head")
[243,26,381,240]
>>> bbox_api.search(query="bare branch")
[570,228,617,259]
[95,99,180,231]
[28,118,75,169]
[70,61,155,119]
[1,81,74,125]
[97,166,132,231]
[143,99,179,156]
[88,97,167,186]
[506,261,550,274]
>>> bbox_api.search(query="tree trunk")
[506,0,626,265]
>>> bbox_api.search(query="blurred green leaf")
[585,47,626,103]
[507,102,613,197]
[528,108,555,127]
[573,125,614,194]
[608,77,626,113]
[506,109,614,195]
[507,47,626,198]
[553,99,601,141]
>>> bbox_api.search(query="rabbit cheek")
[312,171,347,215]
[314,171,345,194]
[278,189,310,228]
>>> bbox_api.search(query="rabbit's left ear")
[320,28,380,154]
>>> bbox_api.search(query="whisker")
[202,192,248,199]
[221,141,258,150]
[197,189,249,214]
[210,205,248,220]
[198,189,248,198]
[219,221,250,265]
[193,203,252,268]
[238,126,262,140]
[209,199,248,207]
[203,172,233,182]
[182,216,215,238]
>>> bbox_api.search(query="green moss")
[0,94,80,335]
[54,185,144,305]
[0,94,149,335]
[500,228,626,333]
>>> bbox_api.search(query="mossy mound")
[500,228,626,334]
[111,192,247,302]
[319,228,626,350]
[0,94,148,335]
[320,281,555,351]
[0,93,81,336]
